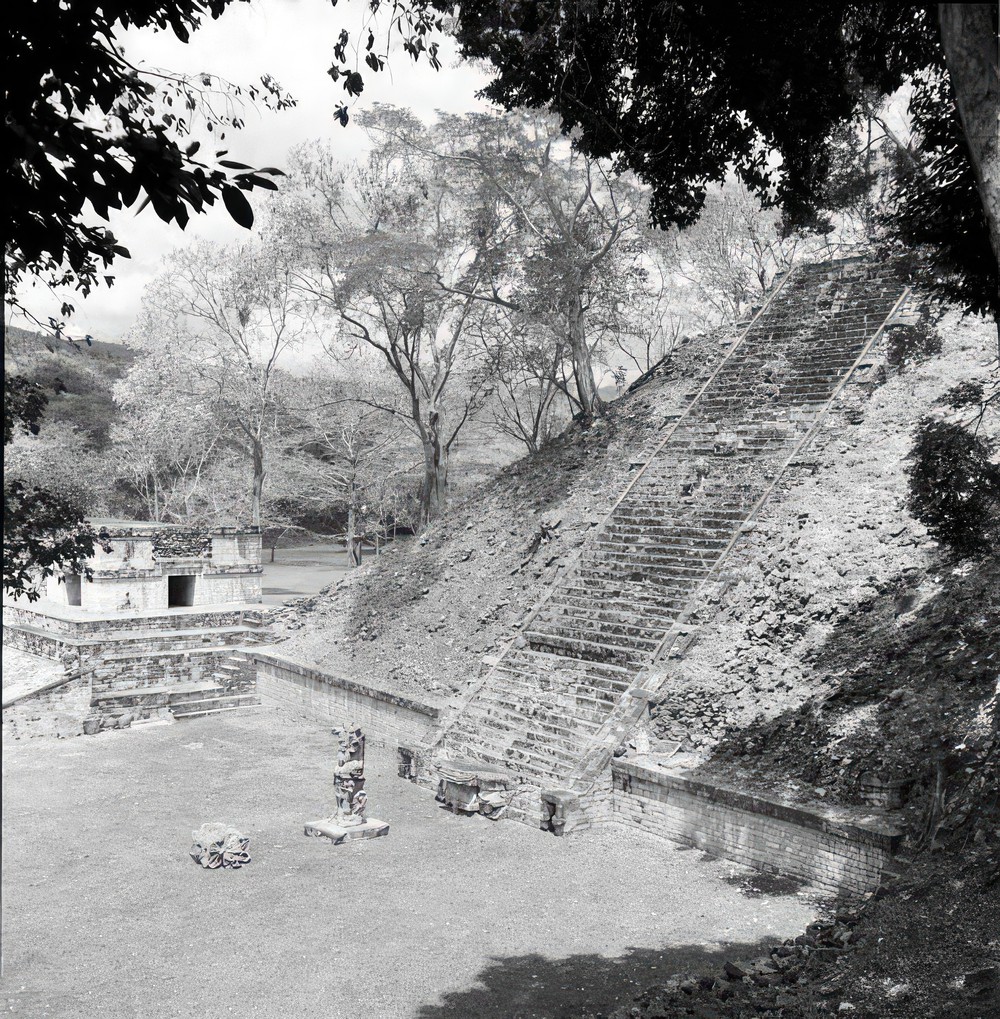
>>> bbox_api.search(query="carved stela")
[304,725,390,844]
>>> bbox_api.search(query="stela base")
[303,817,390,845]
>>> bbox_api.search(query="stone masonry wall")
[3,605,262,636]
[611,760,899,894]
[2,624,74,661]
[253,650,439,749]
[152,529,212,559]
[86,647,252,698]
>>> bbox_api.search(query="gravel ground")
[2,710,818,1019]
[260,543,353,606]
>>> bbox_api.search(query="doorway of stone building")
[65,574,82,607]
[167,575,196,607]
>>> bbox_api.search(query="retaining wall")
[3,605,267,637]
[252,650,439,749]
[612,760,900,894]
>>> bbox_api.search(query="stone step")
[491,662,631,698]
[473,684,612,724]
[525,630,648,668]
[171,697,264,720]
[441,720,582,770]
[92,680,222,706]
[552,585,686,614]
[536,599,675,633]
[503,648,633,680]
[531,612,670,648]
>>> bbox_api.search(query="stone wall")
[152,528,212,559]
[87,647,252,699]
[1,622,74,661]
[3,605,265,637]
[253,650,439,749]
[611,760,899,894]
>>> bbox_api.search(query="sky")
[12,0,492,343]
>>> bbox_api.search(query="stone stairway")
[428,258,911,822]
[83,619,273,725]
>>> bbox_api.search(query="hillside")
[4,324,136,447]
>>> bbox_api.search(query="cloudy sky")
[14,0,492,342]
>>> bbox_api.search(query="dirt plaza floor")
[2,710,820,1019]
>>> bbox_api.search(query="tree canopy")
[6,0,293,325]
[328,2,999,325]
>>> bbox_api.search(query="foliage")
[280,373,421,552]
[5,423,110,514]
[884,318,943,371]
[3,377,48,446]
[279,118,505,524]
[882,71,1000,323]
[4,325,136,448]
[907,383,1000,556]
[6,0,294,324]
[109,354,228,522]
[330,2,996,325]
[331,3,933,224]
[131,239,309,525]
[2,378,98,601]
[6,0,297,592]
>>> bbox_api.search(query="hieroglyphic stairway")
[425,257,911,823]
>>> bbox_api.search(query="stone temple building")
[3,520,271,738]
[42,519,263,612]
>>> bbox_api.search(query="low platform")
[434,758,514,818]
[303,817,390,844]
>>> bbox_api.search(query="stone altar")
[304,725,390,844]
[435,759,513,819]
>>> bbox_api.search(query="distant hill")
[4,324,136,448]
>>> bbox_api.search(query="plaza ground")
[260,543,353,605]
[2,709,820,1019]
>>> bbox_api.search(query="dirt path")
[2,711,819,1019]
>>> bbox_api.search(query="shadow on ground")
[415,939,777,1019]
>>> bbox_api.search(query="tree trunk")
[419,409,449,526]
[346,484,362,568]
[938,4,1000,354]
[251,439,264,528]
[567,295,602,419]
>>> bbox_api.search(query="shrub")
[907,413,999,556]
[885,320,942,369]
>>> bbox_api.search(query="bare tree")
[474,310,567,454]
[283,371,418,564]
[280,119,502,525]
[132,239,308,526]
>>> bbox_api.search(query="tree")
[109,354,226,522]
[3,377,99,600]
[606,253,687,377]
[281,123,501,525]
[328,2,998,328]
[429,111,642,419]
[6,0,292,592]
[475,311,568,453]
[282,372,418,565]
[673,183,813,324]
[6,0,293,325]
[132,240,307,526]
[907,381,1000,556]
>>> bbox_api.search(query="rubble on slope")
[648,311,998,761]
[271,330,729,702]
